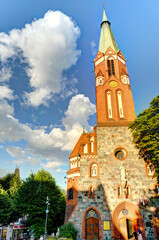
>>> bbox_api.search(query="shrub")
[59,223,78,240]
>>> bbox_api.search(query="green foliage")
[47,237,57,240]
[14,169,66,238]
[30,222,45,239]
[59,223,78,240]
[129,95,159,182]
[0,187,15,225]
[0,172,21,197]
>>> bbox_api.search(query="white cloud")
[0,10,81,106]
[90,40,97,56]
[54,168,66,172]
[0,66,12,82]
[41,161,61,169]
[0,94,96,169]
[6,146,25,158]
[63,94,96,129]
[0,85,14,100]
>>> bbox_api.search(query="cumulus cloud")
[0,66,12,82]
[0,94,96,169]
[0,10,81,106]
[63,94,96,129]
[0,85,14,100]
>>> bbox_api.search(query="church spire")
[98,8,118,53]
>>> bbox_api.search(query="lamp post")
[44,196,49,240]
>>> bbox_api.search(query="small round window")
[114,148,127,160]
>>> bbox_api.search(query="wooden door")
[85,217,99,240]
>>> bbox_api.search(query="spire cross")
[102,2,105,10]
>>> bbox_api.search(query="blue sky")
[0,0,158,188]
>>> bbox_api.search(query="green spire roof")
[98,9,118,53]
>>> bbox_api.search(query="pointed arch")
[106,89,113,119]
[111,201,145,239]
[116,89,124,119]
[82,207,103,240]
[107,56,115,76]
[88,161,100,178]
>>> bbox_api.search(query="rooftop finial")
[83,126,86,135]
[102,2,105,10]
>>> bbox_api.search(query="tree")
[0,187,15,225]
[129,95,159,182]
[14,169,66,238]
[0,172,21,197]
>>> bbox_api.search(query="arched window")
[117,90,124,118]
[90,163,98,177]
[106,91,113,118]
[117,185,122,198]
[147,163,155,176]
[68,188,73,200]
[108,59,115,76]
[125,186,131,199]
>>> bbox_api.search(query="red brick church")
[65,9,159,240]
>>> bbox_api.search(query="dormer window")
[108,59,115,76]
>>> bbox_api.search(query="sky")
[0,0,158,188]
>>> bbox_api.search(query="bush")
[59,223,78,240]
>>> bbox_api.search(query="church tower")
[65,9,158,240]
[95,10,135,126]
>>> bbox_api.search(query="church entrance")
[119,218,133,239]
[111,202,145,239]
[84,209,99,240]
[85,218,99,240]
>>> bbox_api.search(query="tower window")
[117,91,124,118]
[107,91,113,118]
[68,188,73,200]
[108,59,115,76]
[111,60,115,75]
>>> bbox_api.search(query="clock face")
[109,80,117,88]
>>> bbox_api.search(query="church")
[65,9,159,240]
